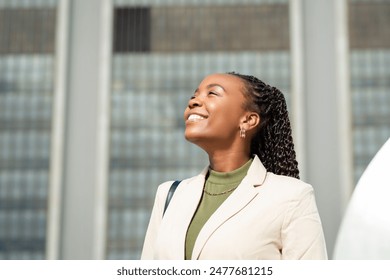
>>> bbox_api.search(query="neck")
[191,135,252,172]
[207,151,251,172]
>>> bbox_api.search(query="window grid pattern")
[107,2,291,259]
[351,50,390,184]
[0,55,55,259]
[349,0,390,185]
[0,1,57,259]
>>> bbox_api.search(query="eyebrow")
[194,83,226,93]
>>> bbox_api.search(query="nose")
[188,95,203,109]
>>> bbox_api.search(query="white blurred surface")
[334,137,390,259]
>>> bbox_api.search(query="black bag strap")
[163,180,181,217]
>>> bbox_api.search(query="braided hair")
[228,72,300,179]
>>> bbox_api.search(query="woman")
[141,72,327,260]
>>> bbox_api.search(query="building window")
[113,7,151,53]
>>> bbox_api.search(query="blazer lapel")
[191,156,267,259]
[158,167,208,259]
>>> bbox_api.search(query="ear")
[240,112,260,132]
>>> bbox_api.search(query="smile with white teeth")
[188,114,206,121]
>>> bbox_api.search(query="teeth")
[188,114,205,121]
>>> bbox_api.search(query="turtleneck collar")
[207,158,253,186]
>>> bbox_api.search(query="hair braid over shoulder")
[228,72,300,179]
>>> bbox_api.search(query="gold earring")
[240,127,246,138]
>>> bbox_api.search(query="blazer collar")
[191,155,267,259]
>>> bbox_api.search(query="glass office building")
[0,0,58,259]
[0,0,389,260]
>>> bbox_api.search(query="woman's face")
[184,73,248,149]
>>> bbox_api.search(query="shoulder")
[262,172,314,202]
[260,173,321,228]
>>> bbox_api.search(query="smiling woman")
[141,72,327,260]
[184,74,252,164]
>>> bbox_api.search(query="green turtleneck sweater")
[185,158,253,260]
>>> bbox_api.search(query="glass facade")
[107,0,291,259]
[0,1,57,259]
[349,0,390,184]
[1,0,387,260]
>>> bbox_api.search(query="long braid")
[228,72,300,179]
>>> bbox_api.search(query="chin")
[184,132,199,143]
[184,130,207,145]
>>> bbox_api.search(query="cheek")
[207,107,243,137]
[214,101,244,124]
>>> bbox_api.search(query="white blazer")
[141,155,328,260]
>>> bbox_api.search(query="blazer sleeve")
[281,185,328,260]
[140,182,171,260]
